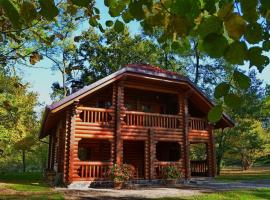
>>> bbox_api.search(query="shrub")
[162,164,181,179]
[108,164,135,182]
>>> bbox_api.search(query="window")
[156,141,181,161]
[78,147,92,161]
[98,100,111,108]
[78,139,111,161]
[141,104,152,112]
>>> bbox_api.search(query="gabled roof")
[39,64,234,138]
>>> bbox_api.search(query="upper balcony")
[77,106,209,131]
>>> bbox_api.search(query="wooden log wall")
[57,81,216,183]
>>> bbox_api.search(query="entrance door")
[123,140,145,179]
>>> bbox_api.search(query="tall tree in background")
[0,69,41,172]
[215,70,270,174]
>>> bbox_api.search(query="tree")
[215,70,269,173]
[1,0,269,121]
[54,27,185,97]
[0,69,42,172]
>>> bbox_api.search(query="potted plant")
[108,164,134,189]
[162,164,181,185]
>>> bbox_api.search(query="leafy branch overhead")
[0,0,269,123]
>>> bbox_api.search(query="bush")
[162,164,181,179]
[108,164,135,182]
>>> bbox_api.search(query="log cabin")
[39,64,234,185]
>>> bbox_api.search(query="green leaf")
[240,0,258,22]
[0,0,21,28]
[214,82,230,99]
[109,2,126,17]
[38,0,58,21]
[105,20,113,27]
[98,24,105,33]
[93,7,100,14]
[233,71,251,90]
[218,3,233,21]
[247,47,270,72]
[224,93,242,108]
[263,40,270,51]
[89,18,98,27]
[171,0,200,22]
[114,20,124,32]
[204,0,216,14]
[202,33,228,58]
[171,41,181,51]
[122,10,133,23]
[20,1,37,24]
[224,41,247,64]
[70,0,90,7]
[198,16,223,39]
[104,0,113,7]
[245,23,263,44]
[208,105,223,123]
[128,0,145,20]
[225,13,246,40]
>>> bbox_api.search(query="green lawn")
[158,188,270,200]
[215,166,270,182]
[1,168,270,200]
[0,172,64,200]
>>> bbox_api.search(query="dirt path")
[57,180,270,200]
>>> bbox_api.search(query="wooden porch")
[73,106,211,181]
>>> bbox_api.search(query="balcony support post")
[179,93,191,180]
[115,83,124,165]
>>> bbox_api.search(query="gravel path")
[57,180,270,200]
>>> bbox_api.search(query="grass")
[158,188,270,200]
[0,171,64,200]
[216,166,270,182]
[0,167,270,199]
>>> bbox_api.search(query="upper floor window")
[98,100,111,108]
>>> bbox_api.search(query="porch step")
[189,177,214,185]
[68,181,113,190]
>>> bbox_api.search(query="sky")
[18,2,270,110]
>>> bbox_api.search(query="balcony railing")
[76,161,112,180]
[190,160,208,176]
[77,107,208,131]
[189,117,208,131]
[124,111,180,129]
[77,107,113,125]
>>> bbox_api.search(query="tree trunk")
[194,41,200,85]
[216,154,222,175]
[22,150,26,172]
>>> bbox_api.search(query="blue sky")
[18,2,270,110]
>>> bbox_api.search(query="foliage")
[189,143,207,161]
[162,164,181,180]
[215,70,270,173]
[49,27,186,99]
[0,69,46,173]
[108,164,135,182]
[1,0,269,121]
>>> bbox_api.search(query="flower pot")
[114,181,123,189]
[165,179,178,185]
